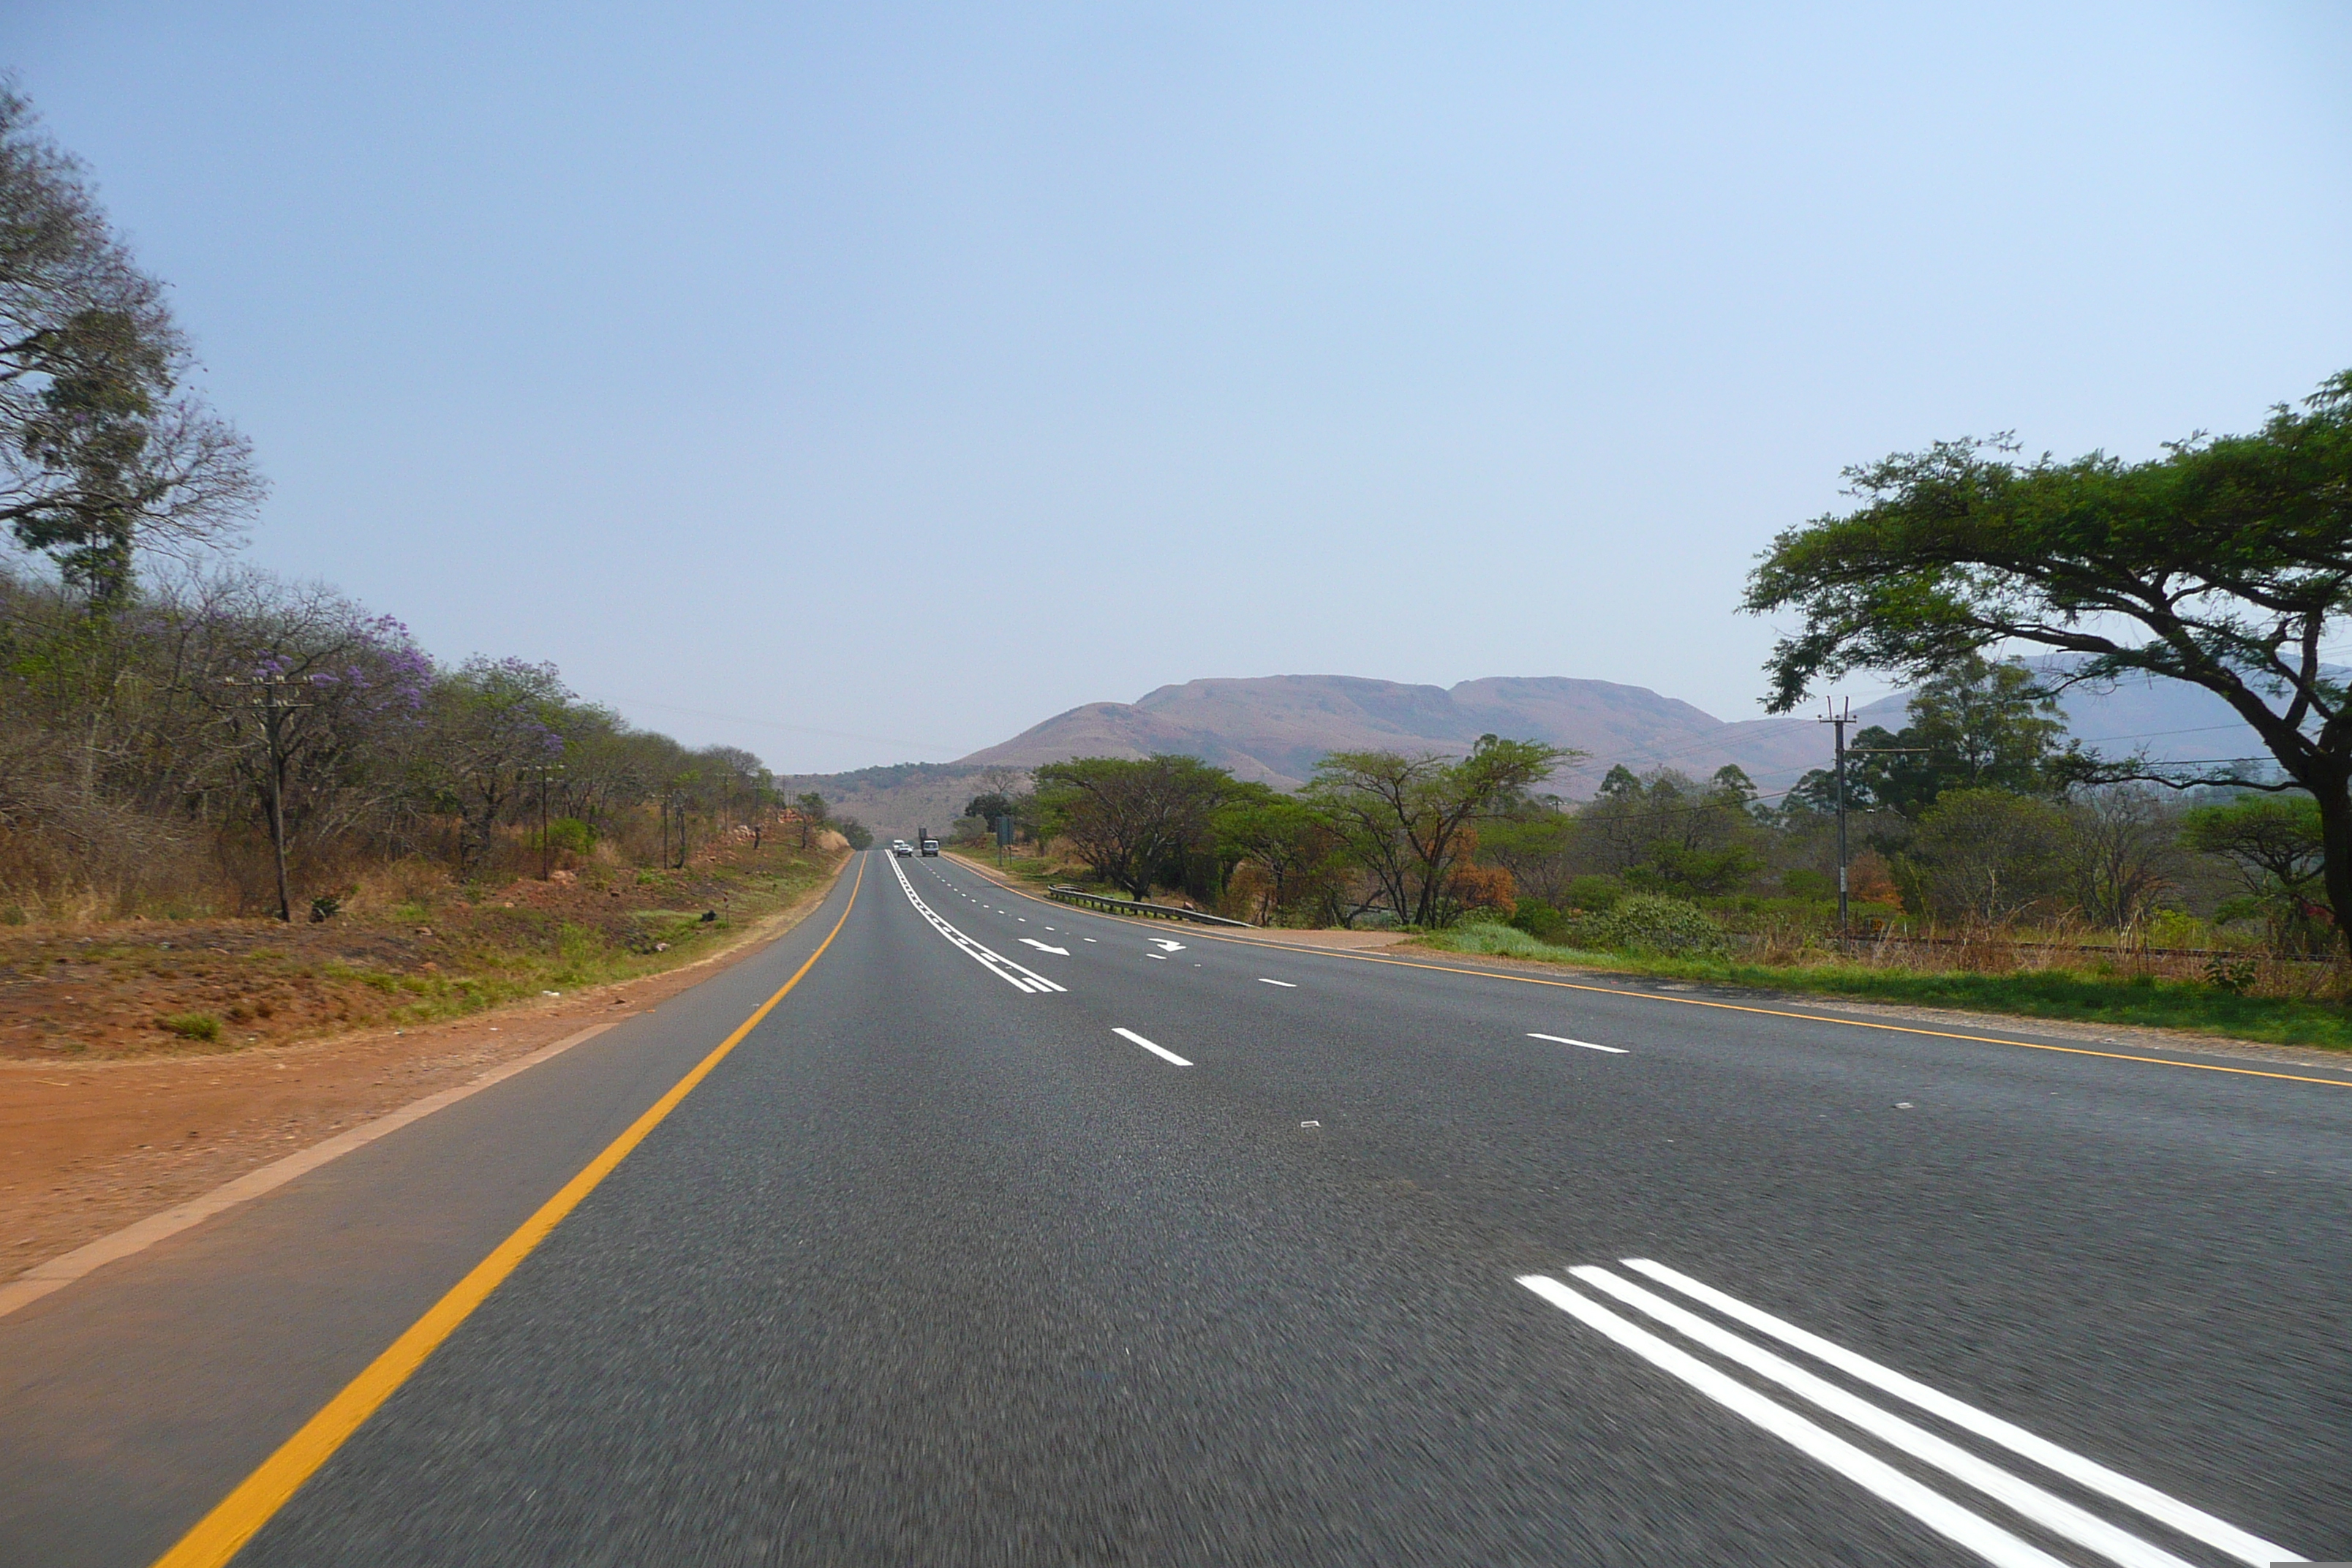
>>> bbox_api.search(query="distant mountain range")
[958,675,1904,794]
[777,667,2282,837]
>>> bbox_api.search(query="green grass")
[1419,924,2352,1052]
[159,1011,222,1041]
[945,848,1066,888]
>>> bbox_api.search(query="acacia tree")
[1305,735,1570,927]
[2180,793,2332,948]
[0,88,261,607]
[1745,370,2352,945]
[1034,754,1233,900]
[1213,788,1342,924]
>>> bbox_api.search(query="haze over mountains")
[781,666,2277,837]
[958,676,1897,794]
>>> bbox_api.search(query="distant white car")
[890,840,914,856]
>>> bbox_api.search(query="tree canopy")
[1305,735,1570,927]
[1033,754,1235,900]
[1,87,260,606]
[1745,369,2352,940]
[1791,655,2084,818]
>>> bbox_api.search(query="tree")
[204,581,429,919]
[2065,785,2182,934]
[1305,735,1570,927]
[1900,788,2070,925]
[2180,792,2331,948]
[1572,766,1764,897]
[1033,754,1235,900]
[962,791,1016,826]
[793,791,827,849]
[1745,369,2352,945]
[1473,802,1578,908]
[1213,788,1341,924]
[421,657,570,868]
[1843,656,2083,816]
[0,88,261,607]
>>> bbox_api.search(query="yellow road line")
[971,863,2352,1092]
[151,854,867,1568]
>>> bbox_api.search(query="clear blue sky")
[8,2,2349,772]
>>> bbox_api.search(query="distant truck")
[920,838,940,856]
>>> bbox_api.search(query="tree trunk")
[2315,772,2352,956]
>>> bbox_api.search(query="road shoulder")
[0,854,851,1288]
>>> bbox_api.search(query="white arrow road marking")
[1148,938,1186,952]
[1529,1032,1627,1054]
[1112,1027,1191,1066]
[1518,1275,2070,1568]
[1257,978,1297,987]
[1618,1259,2300,1567]
[1019,938,1069,955]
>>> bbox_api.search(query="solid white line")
[1517,1276,2068,1568]
[889,856,1066,994]
[1529,1032,1628,1054]
[1258,978,1297,987]
[1618,1260,2302,1567]
[1569,1268,2195,1568]
[1113,1027,1192,1066]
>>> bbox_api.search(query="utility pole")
[225,676,314,923]
[529,762,565,878]
[1817,698,1928,934]
[1820,700,1854,930]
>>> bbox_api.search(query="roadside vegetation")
[1420,921,2352,1051]
[2,830,843,1060]
[0,90,854,1056]
[939,368,2352,1050]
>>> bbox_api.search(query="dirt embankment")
[1,848,846,1280]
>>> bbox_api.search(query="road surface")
[2,849,2345,1566]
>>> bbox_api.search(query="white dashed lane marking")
[1529,1032,1627,1055]
[1112,1028,1191,1067]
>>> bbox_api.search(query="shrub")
[541,817,595,853]
[1564,875,1626,913]
[1591,894,1727,957]
[1509,897,1568,943]
[2204,955,2258,995]
[160,1011,223,1041]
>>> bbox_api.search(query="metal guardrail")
[1045,886,1255,928]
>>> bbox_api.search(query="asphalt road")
[4,849,2346,1566]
